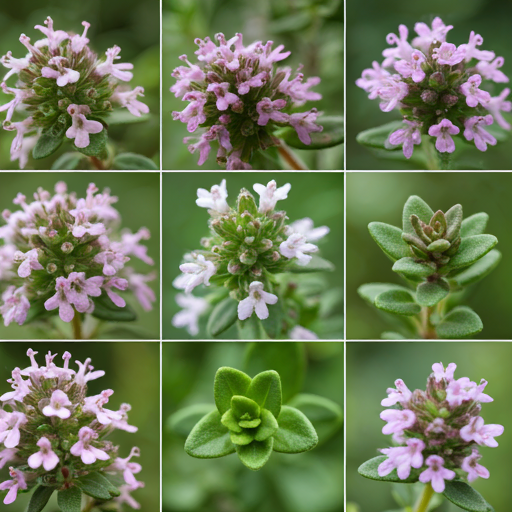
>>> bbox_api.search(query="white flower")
[174,255,216,293]
[279,233,318,266]
[238,281,278,320]
[196,179,230,213]
[289,217,330,242]
[172,294,209,335]
[289,326,318,340]
[253,180,291,213]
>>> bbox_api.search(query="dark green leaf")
[368,222,410,261]
[75,471,118,500]
[375,289,421,316]
[356,121,404,149]
[402,196,434,236]
[33,123,67,159]
[57,486,82,512]
[51,152,84,170]
[436,306,483,339]
[246,370,282,419]
[443,480,494,512]
[358,456,421,483]
[444,235,498,272]
[260,295,284,338]
[449,249,501,288]
[75,127,107,157]
[416,279,450,307]
[273,405,318,453]
[167,404,216,436]
[358,283,414,306]
[27,485,55,512]
[287,254,335,273]
[113,152,158,170]
[91,293,137,322]
[460,213,489,237]
[207,297,238,338]
[235,437,274,470]
[392,257,436,279]
[214,367,251,415]
[279,116,343,150]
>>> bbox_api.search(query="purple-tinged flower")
[238,281,278,321]
[42,389,72,419]
[185,132,212,166]
[106,447,142,487]
[0,467,27,505]
[376,76,409,112]
[103,277,129,308]
[196,179,230,213]
[253,180,291,213]
[388,120,422,159]
[34,16,69,51]
[381,379,412,407]
[126,270,155,311]
[432,362,457,382]
[112,228,154,265]
[70,426,110,464]
[289,218,329,242]
[114,86,150,117]
[0,449,18,470]
[256,98,289,126]
[67,272,103,313]
[464,115,497,151]
[170,55,206,98]
[66,104,104,148]
[486,88,511,130]
[432,42,466,66]
[0,411,27,448]
[462,449,490,482]
[96,45,134,82]
[278,70,322,106]
[280,233,318,266]
[356,61,391,98]
[446,377,493,407]
[173,91,207,133]
[380,409,416,435]
[428,119,460,153]
[41,56,80,87]
[109,403,138,433]
[288,108,323,144]
[460,416,504,447]
[460,31,495,63]
[379,438,425,479]
[0,52,30,81]
[74,357,105,386]
[116,482,145,510]
[0,82,33,122]
[460,74,492,107]
[70,21,91,53]
[476,56,509,83]
[84,390,123,425]
[27,437,59,471]
[382,25,413,68]
[419,455,455,493]
[238,71,267,95]
[394,50,426,83]
[289,326,318,340]
[413,17,453,52]
[44,277,74,322]
[15,248,43,278]
[0,369,31,402]
[94,250,130,276]
[175,255,216,294]
[0,286,30,326]
[172,293,209,336]
[207,82,239,111]
[226,150,252,170]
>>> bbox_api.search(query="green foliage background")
[346,172,512,339]
[163,0,343,170]
[162,341,343,512]
[0,0,160,170]
[162,172,343,339]
[346,342,511,511]
[346,0,512,170]
[0,342,160,511]
[0,173,160,339]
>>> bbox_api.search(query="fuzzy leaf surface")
[392,257,436,279]
[356,121,404,149]
[278,115,344,149]
[91,293,137,322]
[416,279,450,307]
[254,408,279,441]
[235,437,274,470]
[436,306,483,339]
[460,212,489,237]
[402,196,434,235]
[375,289,421,316]
[358,455,421,483]
[51,152,84,170]
[27,485,56,512]
[443,480,494,512]
[449,249,501,288]
[287,254,335,273]
[207,297,238,338]
[113,152,158,170]
[214,367,251,415]
[272,405,318,453]
[57,486,82,512]
[75,471,119,500]
[368,222,411,261]
[246,370,282,419]
[32,124,66,159]
[167,404,216,436]
[358,283,414,306]
[444,235,498,272]
[74,127,108,157]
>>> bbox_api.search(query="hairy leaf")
[27,485,56,512]
[460,212,489,237]
[113,152,158,170]
[358,283,414,306]
[51,152,84,170]
[416,279,450,307]
[356,121,404,149]
[33,123,67,159]
[444,235,498,272]
[75,471,119,500]
[273,405,318,454]
[436,306,483,339]
[235,437,274,470]
[91,293,137,322]
[246,370,282,419]
[402,196,434,235]
[254,408,279,441]
[392,257,436,279]
[168,404,216,436]
[368,222,410,261]
[358,455,421,483]
[57,486,82,512]
[445,204,463,241]
[443,480,494,512]
[449,249,501,288]
[287,254,335,273]
[74,126,108,157]
[214,367,251,415]
[231,395,260,420]
[207,297,238,338]
[375,289,421,316]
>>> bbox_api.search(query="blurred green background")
[347,0,512,170]
[346,172,512,339]
[0,173,160,339]
[163,0,343,170]
[0,342,160,511]
[162,172,343,339]
[163,341,343,512]
[0,0,160,169]
[347,342,511,511]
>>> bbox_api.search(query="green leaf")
[33,123,67,159]
[51,152,84,170]
[392,257,436,279]
[57,486,82,512]
[449,249,501,288]
[113,152,158,170]
[358,283,414,306]
[358,456,421,483]
[416,279,450,307]
[75,472,119,500]
[279,116,344,150]
[207,297,238,338]
[237,316,270,339]
[445,204,463,241]
[375,289,421,316]
[107,110,151,124]
[460,213,489,237]
[402,196,434,236]
[246,370,282,419]
[254,408,279,441]
[27,485,56,512]
[287,254,335,273]
[356,121,404,149]
[443,480,494,512]
[231,395,260,420]
[444,235,498,272]
[260,296,284,338]
[368,222,411,261]
[273,405,318,454]
[167,404,216,436]
[381,332,406,340]
[74,127,107,157]
[214,367,251,415]
[91,293,137,322]
[221,409,243,432]
[184,410,235,458]
[235,437,274,470]
[436,306,483,339]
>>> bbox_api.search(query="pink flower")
[238,281,278,321]
[462,449,490,482]
[413,17,453,52]
[394,50,426,83]
[226,150,252,170]
[66,104,104,148]
[278,71,321,106]
[460,75,491,108]
[256,98,289,126]
[75,358,105,386]
[70,427,110,464]
[185,132,212,165]
[446,377,493,407]
[112,228,153,265]
[175,255,216,294]
[253,180,291,213]
[172,293,209,336]
[42,390,72,419]
[356,61,391,98]
[428,119,460,153]
[289,218,329,242]
[41,56,80,87]
[476,57,509,83]
[83,389,122,425]
[460,32,495,63]
[0,82,33,122]
[464,115,497,151]
[289,108,323,144]
[103,277,129,308]
[15,248,43,278]
[109,403,138,433]
[0,411,26,448]
[0,286,30,326]
[460,416,504,447]
[27,437,60,471]
[0,467,27,505]
[289,326,318,340]
[378,438,425,480]
[486,88,511,130]
[382,25,413,68]
[196,179,229,213]
[432,362,457,383]
[0,368,30,402]
[116,482,144,510]
[419,455,455,493]
[94,250,130,276]
[173,91,207,132]
[388,120,422,159]
[432,43,466,66]
[71,210,106,238]
[106,447,142,487]
[96,46,134,81]
[280,233,318,266]
[0,51,30,81]
[380,409,416,435]
[66,272,103,313]
[0,449,17,470]
[381,379,412,407]
[171,55,206,98]
[70,21,91,53]
[126,271,156,311]
[34,16,69,51]
[376,76,409,112]
[206,82,239,111]
[237,71,267,95]
[114,87,150,117]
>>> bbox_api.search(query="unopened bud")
[61,242,74,254]
[442,94,459,107]
[46,263,57,274]
[244,236,255,245]
[231,100,244,113]
[429,71,446,89]
[240,249,257,266]
[64,264,75,273]
[250,266,262,277]
[228,260,242,274]
[421,89,438,105]
[272,251,280,262]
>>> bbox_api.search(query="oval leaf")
[402,196,434,236]
[91,293,137,322]
[235,437,273,471]
[375,289,421,316]
[75,472,115,500]
[51,152,84,170]
[33,124,66,159]
[167,403,216,436]
[214,367,252,415]
[207,297,238,338]
[449,249,501,288]
[27,485,56,512]
[368,222,410,261]
[57,486,82,512]
[113,152,158,170]
[272,405,318,454]
[444,235,498,272]
[184,410,235,458]
[287,254,335,273]
[461,213,489,237]
[279,115,344,150]
[416,279,450,307]
[358,455,421,483]
[356,121,404,149]
[358,283,415,306]
[254,408,279,441]
[443,480,494,512]
[246,370,282,419]
[392,257,436,279]
[436,306,483,339]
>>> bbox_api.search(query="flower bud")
[236,189,258,216]
[240,249,258,266]
[428,71,446,89]
[46,263,57,273]
[441,94,459,107]
[421,89,438,105]
[61,242,74,254]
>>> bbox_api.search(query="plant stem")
[420,306,438,339]
[422,139,439,170]
[82,499,96,512]
[277,143,307,170]
[89,156,106,170]
[438,150,451,170]
[414,483,435,512]
[72,313,83,340]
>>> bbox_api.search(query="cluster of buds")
[171,33,323,169]
[0,349,143,508]
[172,179,329,336]
[0,182,155,330]
[356,17,511,159]
[0,16,149,168]
[378,362,503,492]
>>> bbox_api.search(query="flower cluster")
[0,182,155,332]
[0,349,143,508]
[356,18,511,159]
[378,362,503,492]
[172,179,329,337]
[0,16,149,168]
[171,33,323,169]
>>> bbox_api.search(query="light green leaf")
[381,332,406,340]
[368,222,410,261]
[445,204,463,241]
[356,121,404,149]
[221,409,243,433]
[57,486,82,512]
[358,455,421,483]
[230,430,255,445]
[246,370,282,419]
[392,257,436,279]
[231,395,260,420]
[107,110,151,124]
[443,480,494,512]
[402,196,434,235]
[436,306,483,339]
[460,212,489,237]
[51,152,84,170]
[207,297,238,338]
[358,283,414,306]
[167,404,216,436]
[278,116,343,150]
[287,254,335,273]
[27,485,56,512]
[444,235,498,272]
[235,437,274,470]
[254,408,279,441]
[237,316,270,339]
[184,410,235,458]
[273,405,318,454]
[113,152,158,170]
[214,367,251,415]
[375,289,421,316]
[91,293,137,322]
[416,279,450,307]
[74,127,108,157]
[449,249,501,288]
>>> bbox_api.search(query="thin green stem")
[414,483,435,512]
[72,312,83,340]
[419,306,438,339]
